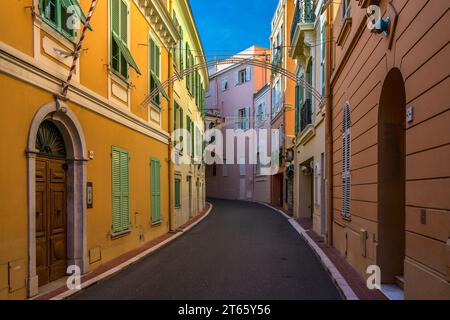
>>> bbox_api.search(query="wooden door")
[36,158,67,287]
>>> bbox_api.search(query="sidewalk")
[32,203,213,300]
[262,203,386,300]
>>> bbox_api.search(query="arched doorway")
[378,68,406,285]
[26,100,88,297]
[35,120,68,286]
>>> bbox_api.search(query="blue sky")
[189,0,278,60]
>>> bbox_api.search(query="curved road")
[72,199,341,300]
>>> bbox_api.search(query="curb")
[46,203,214,300]
[259,202,359,301]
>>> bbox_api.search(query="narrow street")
[72,199,341,300]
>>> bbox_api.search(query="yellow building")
[170,1,208,230]
[0,0,204,299]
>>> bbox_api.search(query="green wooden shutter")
[186,117,191,156]
[120,0,127,43]
[112,148,122,233]
[179,28,184,72]
[112,147,130,233]
[185,42,190,90]
[151,159,161,223]
[190,55,195,93]
[111,0,119,72]
[174,179,181,208]
[120,150,130,230]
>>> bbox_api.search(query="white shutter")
[245,66,251,82]
[234,71,239,86]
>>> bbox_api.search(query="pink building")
[205,46,270,201]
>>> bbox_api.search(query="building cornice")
[135,0,180,48]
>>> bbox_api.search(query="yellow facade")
[170,0,208,229]
[0,0,205,299]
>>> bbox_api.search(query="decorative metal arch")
[141,57,326,108]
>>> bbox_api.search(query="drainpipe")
[325,4,333,246]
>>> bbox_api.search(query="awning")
[61,0,93,31]
[151,73,170,101]
[112,33,141,75]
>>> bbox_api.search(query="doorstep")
[261,202,386,300]
[30,203,213,300]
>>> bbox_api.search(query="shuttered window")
[110,0,140,79]
[342,103,351,219]
[186,42,190,91]
[150,159,161,223]
[112,147,130,234]
[179,27,184,74]
[40,0,92,39]
[174,178,181,208]
[149,37,161,107]
[186,116,191,157]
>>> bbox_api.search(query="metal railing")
[300,99,312,132]
[290,0,316,44]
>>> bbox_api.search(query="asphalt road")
[72,199,341,300]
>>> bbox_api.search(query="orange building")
[328,0,450,299]
[270,0,297,212]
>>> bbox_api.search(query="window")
[342,103,351,219]
[221,78,228,91]
[239,70,246,84]
[223,164,228,177]
[111,147,130,235]
[240,164,246,176]
[179,27,184,74]
[256,103,265,127]
[186,42,191,91]
[172,11,179,69]
[343,0,351,18]
[186,116,193,157]
[190,54,195,94]
[256,152,261,176]
[174,178,181,208]
[236,67,251,85]
[238,108,248,130]
[40,0,90,39]
[110,0,140,79]
[272,80,282,116]
[150,159,161,224]
[149,37,161,107]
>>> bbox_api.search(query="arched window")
[36,120,66,158]
[342,103,351,219]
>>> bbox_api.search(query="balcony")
[300,99,312,132]
[290,0,316,58]
[297,99,315,145]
